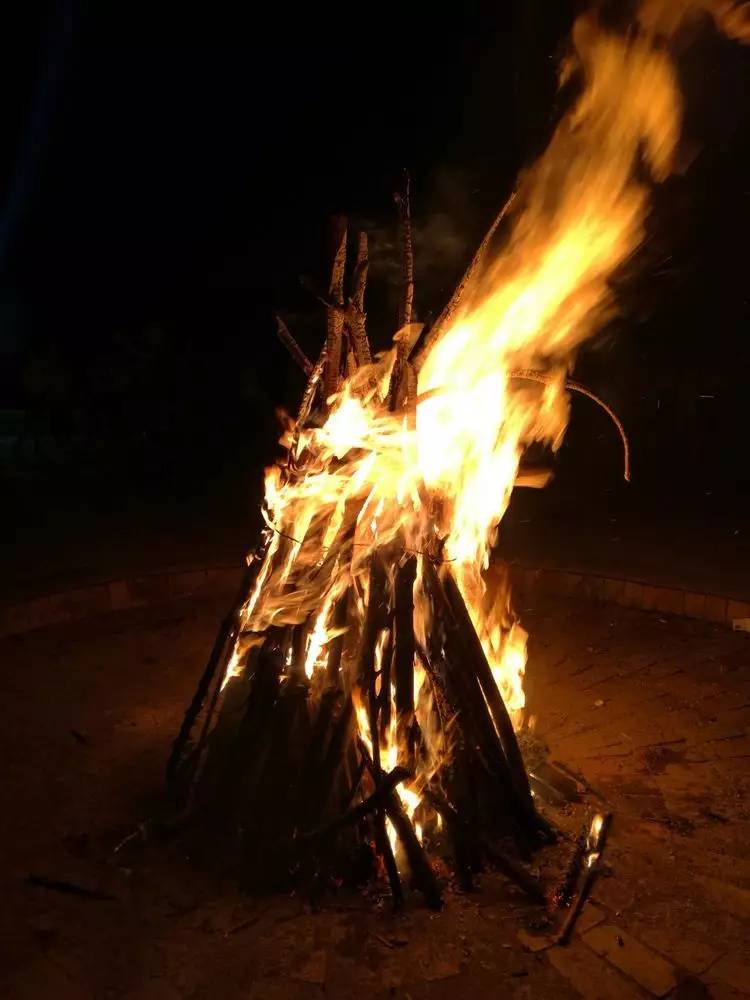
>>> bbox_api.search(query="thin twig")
[511,369,630,482]
[26,875,116,902]
[396,171,414,329]
[275,315,313,374]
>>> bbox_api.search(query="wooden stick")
[348,231,372,367]
[303,693,355,831]
[552,820,588,910]
[357,739,404,908]
[394,554,417,769]
[346,346,357,377]
[413,189,516,371]
[326,588,350,684]
[358,556,388,688]
[299,765,411,844]
[275,314,312,374]
[297,687,339,826]
[414,639,450,738]
[359,741,441,909]
[323,215,348,403]
[378,627,394,746]
[300,274,344,313]
[375,809,403,907]
[165,536,270,799]
[288,618,311,682]
[356,556,394,906]
[395,171,414,329]
[26,875,116,902]
[388,171,415,410]
[295,347,327,430]
[425,788,474,892]
[511,369,630,482]
[439,566,536,819]
[479,837,546,902]
[405,361,418,410]
[420,557,532,848]
[384,792,442,910]
[208,631,285,828]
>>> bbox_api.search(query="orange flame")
[220,3,749,842]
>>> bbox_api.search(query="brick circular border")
[511,566,750,630]
[1,563,747,639]
[0,565,246,638]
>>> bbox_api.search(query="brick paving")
[525,596,750,998]
[1,594,748,997]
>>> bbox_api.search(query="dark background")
[1,0,749,594]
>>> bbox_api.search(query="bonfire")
[164,0,749,911]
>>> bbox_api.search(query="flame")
[586,812,607,867]
[304,591,335,678]
[638,0,750,41]
[217,4,748,859]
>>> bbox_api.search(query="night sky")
[2,1,749,506]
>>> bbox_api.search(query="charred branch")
[425,788,474,892]
[166,536,270,801]
[275,315,313,374]
[323,216,348,403]
[556,813,612,945]
[360,741,442,909]
[326,588,351,685]
[388,172,415,410]
[552,820,588,910]
[301,694,355,832]
[394,554,417,769]
[375,809,403,908]
[295,348,327,430]
[378,628,394,746]
[358,555,389,690]
[300,764,411,845]
[288,618,312,682]
[439,567,538,828]
[420,558,534,850]
[348,231,372,367]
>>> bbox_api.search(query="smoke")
[364,166,485,302]
[359,166,511,345]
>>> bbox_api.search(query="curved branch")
[510,369,630,482]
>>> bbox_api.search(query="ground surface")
[2,593,750,998]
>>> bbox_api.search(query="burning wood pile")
[165,188,558,908]
[164,0,749,911]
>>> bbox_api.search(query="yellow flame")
[222,4,749,844]
[304,591,335,678]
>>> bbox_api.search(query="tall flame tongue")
[223,5,745,843]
